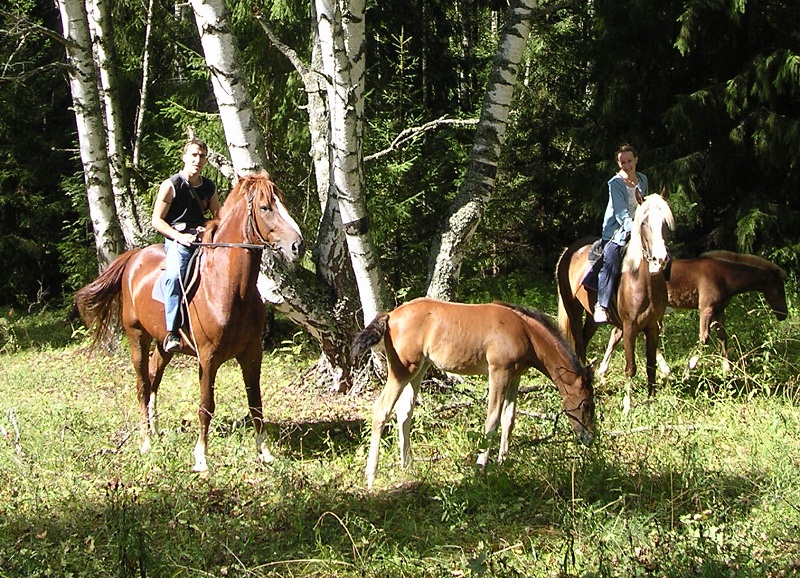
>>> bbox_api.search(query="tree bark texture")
[57,0,123,269]
[190,0,266,175]
[315,0,387,326]
[426,0,536,301]
[86,0,146,248]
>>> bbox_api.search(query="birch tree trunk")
[86,0,146,248]
[315,0,387,325]
[254,6,359,320]
[57,0,123,269]
[132,0,155,171]
[189,0,266,174]
[426,0,536,300]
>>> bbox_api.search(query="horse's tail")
[74,249,140,352]
[555,245,577,350]
[351,312,390,362]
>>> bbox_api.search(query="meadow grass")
[0,292,799,577]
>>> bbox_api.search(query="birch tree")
[426,0,537,300]
[315,0,388,326]
[86,0,146,247]
[189,0,266,174]
[57,0,123,269]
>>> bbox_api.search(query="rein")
[191,241,265,250]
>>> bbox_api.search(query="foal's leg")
[477,366,511,469]
[685,307,714,379]
[498,377,520,464]
[711,312,730,374]
[193,357,220,472]
[237,342,275,465]
[394,374,422,470]
[366,372,412,489]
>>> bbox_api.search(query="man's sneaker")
[593,305,608,323]
[164,332,181,352]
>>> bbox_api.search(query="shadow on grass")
[0,418,794,578]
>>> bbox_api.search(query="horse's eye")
[259,204,273,213]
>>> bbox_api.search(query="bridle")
[191,192,276,252]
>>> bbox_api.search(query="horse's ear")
[635,188,644,205]
[660,185,667,199]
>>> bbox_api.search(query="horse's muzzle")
[577,427,595,446]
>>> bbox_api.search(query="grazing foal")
[351,298,595,490]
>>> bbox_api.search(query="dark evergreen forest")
[1,0,798,308]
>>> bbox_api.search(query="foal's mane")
[494,301,582,368]
[701,250,786,278]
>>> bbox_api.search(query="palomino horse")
[351,298,595,490]
[557,193,674,412]
[599,250,788,379]
[75,174,304,471]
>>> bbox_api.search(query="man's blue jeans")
[597,240,625,310]
[163,239,196,333]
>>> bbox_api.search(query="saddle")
[152,248,203,329]
[580,239,608,292]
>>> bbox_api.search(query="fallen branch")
[365,116,478,162]
[607,424,723,437]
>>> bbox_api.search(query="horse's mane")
[700,250,786,278]
[219,174,281,220]
[494,301,583,368]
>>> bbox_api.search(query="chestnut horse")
[351,298,595,490]
[599,251,788,378]
[557,193,674,412]
[75,174,304,471]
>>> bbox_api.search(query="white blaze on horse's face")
[273,196,304,261]
[648,218,668,274]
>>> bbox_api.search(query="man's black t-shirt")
[164,173,216,229]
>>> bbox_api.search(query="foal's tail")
[74,249,140,351]
[351,312,390,362]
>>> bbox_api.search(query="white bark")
[57,0,123,269]
[316,0,386,325]
[86,0,146,248]
[132,0,155,171]
[426,0,537,300]
[189,0,265,175]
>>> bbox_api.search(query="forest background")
[1,0,799,356]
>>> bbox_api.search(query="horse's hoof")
[259,451,276,465]
[140,438,152,455]
[622,395,631,416]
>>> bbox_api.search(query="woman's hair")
[616,143,637,158]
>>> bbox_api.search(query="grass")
[0,290,799,577]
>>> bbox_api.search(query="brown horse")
[599,251,788,378]
[351,298,595,490]
[75,174,304,471]
[557,193,674,412]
